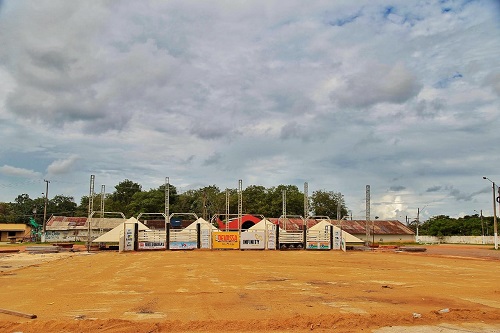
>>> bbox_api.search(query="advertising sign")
[333,229,341,250]
[138,242,165,250]
[124,223,135,251]
[306,241,331,250]
[212,232,240,249]
[240,231,266,250]
[200,229,211,249]
[266,226,276,250]
[170,241,197,250]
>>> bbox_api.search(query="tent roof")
[184,217,218,231]
[308,220,332,231]
[92,217,149,243]
[249,219,284,231]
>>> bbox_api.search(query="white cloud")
[330,62,422,108]
[47,155,79,175]
[0,165,41,178]
[0,1,498,220]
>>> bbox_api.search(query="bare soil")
[0,244,499,333]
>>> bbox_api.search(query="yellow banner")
[212,232,240,249]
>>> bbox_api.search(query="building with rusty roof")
[335,220,415,243]
[45,216,125,242]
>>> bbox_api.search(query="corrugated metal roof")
[47,216,87,227]
[332,220,414,235]
[46,216,125,230]
[88,218,126,229]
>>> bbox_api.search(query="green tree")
[264,185,304,217]
[242,185,267,214]
[13,194,34,223]
[0,202,15,223]
[310,190,347,219]
[127,184,177,216]
[108,179,142,217]
[48,195,77,216]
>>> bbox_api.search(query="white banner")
[200,229,211,249]
[266,225,276,250]
[138,242,165,250]
[240,231,266,250]
[124,223,135,251]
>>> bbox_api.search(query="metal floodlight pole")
[304,182,309,219]
[165,177,170,227]
[42,179,50,242]
[482,177,498,250]
[365,185,370,246]
[225,189,230,231]
[238,180,243,230]
[87,175,95,252]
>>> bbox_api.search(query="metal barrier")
[137,229,165,250]
[169,229,198,250]
[306,229,331,250]
[278,231,304,249]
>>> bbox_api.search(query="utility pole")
[42,179,50,242]
[483,177,498,250]
[481,210,484,245]
[416,207,420,240]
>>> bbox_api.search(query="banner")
[240,231,265,250]
[124,223,135,251]
[170,241,197,250]
[266,226,276,250]
[212,232,239,249]
[200,229,211,249]
[138,241,165,250]
[333,229,341,250]
[306,241,330,250]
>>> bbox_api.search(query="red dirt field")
[0,244,499,333]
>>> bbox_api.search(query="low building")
[46,216,126,242]
[0,223,31,242]
[337,220,415,243]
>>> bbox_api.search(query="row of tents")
[93,217,364,245]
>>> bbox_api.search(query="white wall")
[417,235,495,245]
[355,234,415,243]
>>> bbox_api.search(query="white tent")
[183,217,218,231]
[249,218,284,232]
[92,217,149,243]
[309,219,364,244]
[308,220,332,231]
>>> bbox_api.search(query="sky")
[0,0,499,222]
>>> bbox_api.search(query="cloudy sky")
[0,0,499,221]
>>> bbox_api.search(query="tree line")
[0,179,347,225]
[415,214,496,237]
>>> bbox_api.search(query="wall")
[44,229,110,242]
[417,235,496,245]
[354,234,415,243]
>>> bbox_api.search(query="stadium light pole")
[483,177,498,250]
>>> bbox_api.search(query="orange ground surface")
[0,244,499,333]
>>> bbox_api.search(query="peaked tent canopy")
[92,217,149,243]
[183,218,219,231]
[249,218,284,232]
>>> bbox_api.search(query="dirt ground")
[0,244,499,333]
